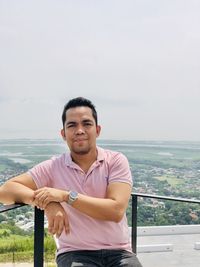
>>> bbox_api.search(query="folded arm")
[34,182,131,222]
[73,182,131,222]
[0,173,69,237]
[0,173,36,205]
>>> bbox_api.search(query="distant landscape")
[0,139,200,262]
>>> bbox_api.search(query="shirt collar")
[64,146,105,168]
[96,146,105,162]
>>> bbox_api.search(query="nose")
[75,125,85,135]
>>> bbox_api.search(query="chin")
[73,147,91,155]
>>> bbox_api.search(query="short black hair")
[62,97,98,127]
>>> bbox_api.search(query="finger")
[36,187,48,193]
[64,214,70,234]
[52,217,59,236]
[48,218,54,235]
[56,220,64,238]
[42,197,52,209]
[34,189,45,197]
[34,191,47,200]
[36,193,50,209]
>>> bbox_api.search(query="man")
[0,97,142,267]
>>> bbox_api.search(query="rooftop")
[137,225,200,267]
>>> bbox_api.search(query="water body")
[0,139,200,166]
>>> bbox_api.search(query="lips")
[74,139,87,142]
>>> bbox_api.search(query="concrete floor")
[137,233,200,267]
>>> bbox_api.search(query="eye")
[66,123,76,128]
[83,121,93,127]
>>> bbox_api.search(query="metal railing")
[1,193,200,266]
[131,192,200,253]
[0,204,44,266]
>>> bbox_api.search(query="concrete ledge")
[194,242,200,250]
[137,225,200,236]
[137,243,173,253]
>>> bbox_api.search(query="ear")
[61,129,66,140]
[96,125,101,137]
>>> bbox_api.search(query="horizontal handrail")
[0,203,26,213]
[131,192,200,204]
[1,193,199,213]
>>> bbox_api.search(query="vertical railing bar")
[34,207,44,267]
[131,194,138,254]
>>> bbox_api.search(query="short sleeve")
[108,152,132,186]
[27,159,53,189]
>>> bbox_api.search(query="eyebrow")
[82,119,94,123]
[66,119,94,125]
[66,120,75,124]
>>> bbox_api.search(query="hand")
[45,202,70,237]
[34,187,66,209]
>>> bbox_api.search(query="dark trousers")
[56,249,143,267]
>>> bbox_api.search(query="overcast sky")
[0,0,200,141]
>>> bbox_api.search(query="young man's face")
[61,106,101,155]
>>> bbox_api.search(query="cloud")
[0,0,200,140]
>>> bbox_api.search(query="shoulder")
[98,146,129,165]
[32,153,67,170]
[51,153,66,163]
[98,147,132,185]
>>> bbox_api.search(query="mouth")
[74,138,88,144]
[74,138,87,141]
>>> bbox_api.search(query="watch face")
[70,191,78,199]
[68,191,78,205]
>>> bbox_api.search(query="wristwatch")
[67,191,78,205]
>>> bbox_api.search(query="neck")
[71,149,97,173]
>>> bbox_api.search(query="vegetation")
[154,175,184,187]
[1,139,200,263]
[0,224,56,263]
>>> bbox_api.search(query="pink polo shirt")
[28,147,132,255]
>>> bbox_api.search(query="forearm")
[72,194,124,222]
[0,182,34,205]
[34,183,131,222]
[34,188,124,222]
[70,183,130,222]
